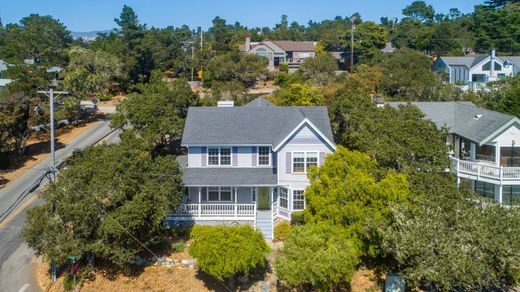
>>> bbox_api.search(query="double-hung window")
[208,147,231,166]
[293,152,318,173]
[280,188,288,208]
[258,146,270,166]
[207,187,233,201]
[293,152,305,173]
[293,190,305,210]
[306,152,318,170]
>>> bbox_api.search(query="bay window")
[280,188,288,208]
[293,190,305,210]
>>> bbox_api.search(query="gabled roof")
[387,102,519,145]
[182,98,334,147]
[270,41,316,52]
[438,54,520,69]
[240,39,316,53]
[243,97,275,107]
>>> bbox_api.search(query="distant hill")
[71,30,112,41]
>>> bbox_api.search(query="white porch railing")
[172,203,255,218]
[450,156,520,181]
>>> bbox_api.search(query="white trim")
[205,186,234,202]
[292,189,306,211]
[257,146,271,166]
[480,119,520,146]
[272,118,336,152]
[291,151,318,174]
[207,146,233,167]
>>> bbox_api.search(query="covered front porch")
[171,186,276,220]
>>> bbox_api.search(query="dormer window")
[208,147,231,166]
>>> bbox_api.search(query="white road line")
[18,283,29,292]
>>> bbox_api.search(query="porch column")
[198,187,201,216]
[498,184,503,204]
[495,143,501,166]
[470,143,477,160]
[234,187,238,217]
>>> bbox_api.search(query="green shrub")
[276,224,361,290]
[274,220,291,241]
[97,94,112,102]
[189,225,270,281]
[290,211,305,225]
[63,274,81,291]
[172,241,185,252]
[279,62,289,72]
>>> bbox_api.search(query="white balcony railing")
[172,203,256,218]
[450,156,520,181]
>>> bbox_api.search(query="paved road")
[0,119,121,292]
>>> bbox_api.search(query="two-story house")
[169,97,336,239]
[432,50,520,91]
[388,101,520,207]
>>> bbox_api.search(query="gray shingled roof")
[244,97,275,107]
[387,102,518,145]
[176,155,277,186]
[438,55,489,68]
[439,55,520,69]
[182,98,334,146]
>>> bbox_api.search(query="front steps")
[256,210,273,240]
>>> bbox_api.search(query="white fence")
[173,203,255,218]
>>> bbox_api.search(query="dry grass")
[0,119,100,189]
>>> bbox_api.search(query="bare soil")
[0,116,101,189]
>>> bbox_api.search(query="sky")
[0,0,484,32]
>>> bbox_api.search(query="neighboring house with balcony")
[170,97,336,239]
[388,101,520,206]
[432,50,520,91]
[239,36,317,71]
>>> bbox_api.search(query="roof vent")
[217,100,234,107]
[475,114,483,120]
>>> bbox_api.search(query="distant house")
[0,60,12,92]
[170,97,336,239]
[239,37,317,71]
[432,50,520,91]
[387,101,520,207]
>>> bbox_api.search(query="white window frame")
[292,189,305,210]
[279,187,288,209]
[206,187,233,202]
[207,147,232,166]
[257,146,271,166]
[292,151,319,173]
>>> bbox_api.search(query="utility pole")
[36,87,68,283]
[350,15,357,73]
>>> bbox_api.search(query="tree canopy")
[22,141,184,266]
[384,185,520,290]
[110,73,199,152]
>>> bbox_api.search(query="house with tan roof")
[239,36,317,71]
